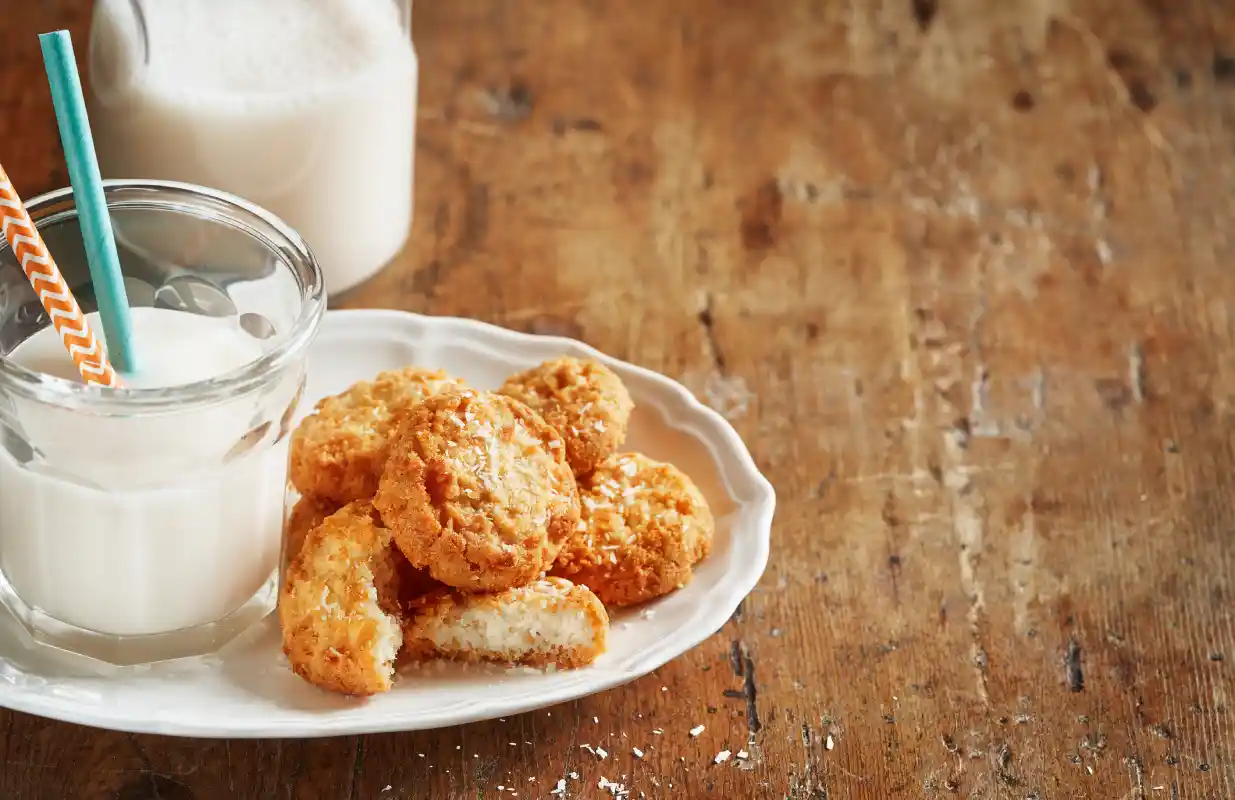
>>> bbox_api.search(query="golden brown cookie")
[278,502,405,696]
[551,452,713,607]
[402,578,609,669]
[499,357,634,477]
[289,367,466,504]
[283,494,341,571]
[373,388,581,591]
[283,494,441,605]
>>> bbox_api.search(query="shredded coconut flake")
[598,777,630,798]
[689,725,705,737]
[550,779,566,795]
[714,750,731,764]
[596,747,609,759]
[826,734,835,750]
[736,750,749,759]
[633,747,644,758]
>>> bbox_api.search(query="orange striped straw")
[0,164,120,387]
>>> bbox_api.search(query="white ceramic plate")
[0,310,774,737]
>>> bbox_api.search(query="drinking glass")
[0,180,324,665]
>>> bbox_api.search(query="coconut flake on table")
[714,750,731,764]
[689,724,705,737]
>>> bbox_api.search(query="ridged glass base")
[0,570,277,666]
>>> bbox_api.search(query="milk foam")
[138,0,406,98]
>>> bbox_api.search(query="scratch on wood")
[1066,636,1085,692]
[126,733,154,774]
[1128,343,1145,403]
[1031,369,1046,413]
[970,366,1001,437]
[846,370,871,467]
[349,737,366,800]
[124,732,162,800]
[791,722,829,799]
[967,300,1002,438]
[1011,491,1039,634]
[887,552,902,603]
[1087,164,1109,224]
[729,638,762,735]
[1125,755,1146,799]
[697,291,726,372]
[912,285,991,706]
[741,641,763,736]
[994,742,1018,787]
[949,446,991,705]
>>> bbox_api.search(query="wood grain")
[3,0,1235,797]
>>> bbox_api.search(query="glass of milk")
[87,0,417,297]
[0,180,324,666]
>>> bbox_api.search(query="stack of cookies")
[278,357,714,696]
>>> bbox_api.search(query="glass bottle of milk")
[88,0,417,297]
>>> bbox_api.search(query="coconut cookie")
[289,367,465,504]
[402,578,609,669]
[499,357,634,477]
[374,389,580,591]
[552,452,713,607]
[279,502,406,696]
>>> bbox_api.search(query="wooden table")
[3,1,1235,797]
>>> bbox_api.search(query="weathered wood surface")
[3,0,1235,797]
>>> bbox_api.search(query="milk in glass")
[0,309,284,637]
[0,180,323,665]
[88,0,417,296]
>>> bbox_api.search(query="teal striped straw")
[39,29,136,375]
